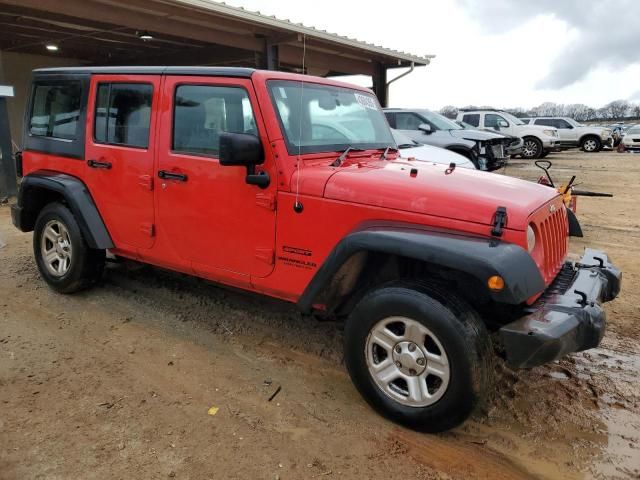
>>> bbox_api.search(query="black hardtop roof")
[32,66,256,78]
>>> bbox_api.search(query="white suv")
[521,117,613,152]
[456,110,560,159]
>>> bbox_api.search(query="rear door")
[155,75,276,282]
[84,75,159,250]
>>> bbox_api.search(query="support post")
[264,39,279,70]
[372,63,388,107]
[0,49,17,198]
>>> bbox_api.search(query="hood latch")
[491,206,508,237]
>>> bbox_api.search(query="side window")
[534,119,555,127]
[485,114,507,128]
[556,119,571,129]
[172,85,256,157]
[395,112,424,130]
[29,82,82,139]
[462,114,480,127]
[94,83,153,148]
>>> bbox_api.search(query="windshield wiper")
[332,146,362,167]
[379,146,398,161]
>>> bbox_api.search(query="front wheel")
[581,136,601,152]
[344,283,492,432]
[521,137,543,159]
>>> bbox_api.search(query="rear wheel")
[581,136,601,152]
[521,137,543,159]
[344,282,492,432]
[539,150,550,158]
[33,202,105,293]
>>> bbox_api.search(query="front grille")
[525,262,575,312]
[491,143,505,158]
[538,206,568,283]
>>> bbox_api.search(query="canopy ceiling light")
[137,31,153,41]
[45,44,59,52]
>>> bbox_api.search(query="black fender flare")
[12,170,114,249]
[566,208,583,237]
[297,224,545,312]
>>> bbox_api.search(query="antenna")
[293,34,306,214]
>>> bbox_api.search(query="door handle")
[158,170,188,182]
[87,159,112,169]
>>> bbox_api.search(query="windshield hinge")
[491,206,507,237]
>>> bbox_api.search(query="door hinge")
[255,247,274,265]
[139,174,153,191]
[141,223,155,237]
[256,192,276,211]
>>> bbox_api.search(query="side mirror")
[497,120,509,128]
[219,132,270,189]
[418,123,432,134]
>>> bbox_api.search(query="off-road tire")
[521,137,543,159]
[33,202,105,293]
[344,281,493,432]
[580,136,601,153]
[539,150,550,158]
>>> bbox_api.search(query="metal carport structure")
[0,0,433,196]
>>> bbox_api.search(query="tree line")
[439,100,640,122]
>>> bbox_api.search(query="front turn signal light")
[487,275,505,291]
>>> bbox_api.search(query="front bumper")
[499,248,621,368]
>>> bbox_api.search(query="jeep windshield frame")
[267,80,395,155]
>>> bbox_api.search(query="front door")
[555,119,577,145]
[155,76,276,283]
[84,75,159,250]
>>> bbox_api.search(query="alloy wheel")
[522,140,539,158]
[365,316,450,407]
[40,220,73,277]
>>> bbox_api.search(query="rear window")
[94,83,153,149]
[462,114,480,127]
[29,81,82,139]
[534,119,556,127]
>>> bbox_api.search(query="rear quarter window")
[29,82,82,139]
[24,74,89,159]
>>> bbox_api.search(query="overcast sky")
[224,0,640,110]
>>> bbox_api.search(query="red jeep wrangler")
[12,67,621,432]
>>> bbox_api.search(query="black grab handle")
[158,170,188,182]
[87,159,112,169]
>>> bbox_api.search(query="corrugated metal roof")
[172,0,435,66]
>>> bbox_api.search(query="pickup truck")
[11,66,621,432]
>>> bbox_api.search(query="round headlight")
[527,224,536,253]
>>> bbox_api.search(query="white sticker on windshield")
[354,93,378,110]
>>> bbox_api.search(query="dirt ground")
[1,150,639,480]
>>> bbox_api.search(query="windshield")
[499,111,525,125]
[627,127,640,135]
[416,110,462,130]
[268,80,395,155]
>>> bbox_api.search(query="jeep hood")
[323,159,558,230]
